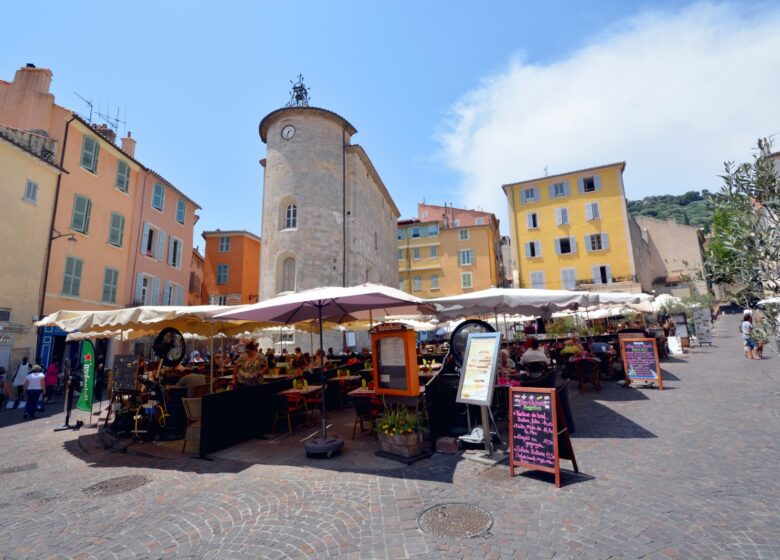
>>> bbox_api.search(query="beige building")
[630,216,707,297]
[258,104,399,299]
[189,249,205,305]
[0,125,64,371]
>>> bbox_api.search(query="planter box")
[378,432,422,458]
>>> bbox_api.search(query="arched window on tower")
[283,204,297,229]
[281,257,296,293]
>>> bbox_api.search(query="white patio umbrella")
[215,283,435,451]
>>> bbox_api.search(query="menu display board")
[672,313,689,338]
[620,338,663,389]
[508,387,578,488]
[667,336,683,355]
[371,324,420,397]
[112,354,138,392]
[692,308,713,345]
[377,335,408,391]
[456,333,500,406]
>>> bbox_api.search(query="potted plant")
[376,403,424,458]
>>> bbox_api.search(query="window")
[23,180,38,202]
[525,241,541,258]
[458,249,474,266]
[592,265,613,285]
[397,229,406,240]
[422,210,428,219]
[586,202,601,220]
[115,161,130,193]
[152,183,165,211]
[430,246,438,258]
[0,309,10,322]
[163,282,184,306]
[413,247,421,260]
[413,275,422,291]
[550,182,568,198]
[586,233,610,251]
[209,295,228,305]
[580,175,600,193]
[101,268,119,304]
[530,271,546,289]
[475,217,484,225]
[459,229,469,241]
[108,212,125,247]
[176,199,186,224]
[281,257,295,292]
[398,249,404,261]
[430,274,439,290]
[526,212,538,229]
[217,264,229,285]
[62,256,83,297]
[461,272,473,289]
[135,274,159,305]
[556,207,569,226]
[561,268,577,290]
[555,237,577,255]
[522,187,538,203]
[428,223,439,236]
[168,237,183,268]
[70,195,92,233]
[411,227,421,238]
[140,223,165,260]
[284,204,297,229]
[80,136,99,173]
[218,236,231,252]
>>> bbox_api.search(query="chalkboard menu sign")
[112,354,138,392]
[509,387,578,488]
[620,338,663,390]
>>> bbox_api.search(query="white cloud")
[439,3,780,230]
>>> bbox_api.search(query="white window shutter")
[176,241,183,269]
[593,203,600,219]
[563,181,570,197]
[176,285,183,306]
[525,242,531,258]
[135,273,144,304]
[562,208,568,224]
[571,237,577,253]
[585,235,592,252]
[606,264,613,283]
[556,209,562,225]
[533,187,539,201]
[534,241,540,257]
[554,239,561,255]
[526,213,532,228]
[163,282,171,305]
[157,231,166,261]
[603,233,610,249]
[167,237,175,265]
[578,177,585,193]
[151,277,160,305]
[592,266,601,284]
[140,223,150,256]
[594,175,602,191]
[548,184,556,199]
[586,203,593,221]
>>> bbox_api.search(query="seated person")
[519,337,550,366]
[265,348,275,368]
[174,371,208,397]
[590,340,614,356]
[190,351,205,364]
[357,347,371,361]
[291,348,306,369]
[311,349,326,370]
[560,336,583,359]
[345,353,361,365]
[498,349,516,372]
[326,347,336,359]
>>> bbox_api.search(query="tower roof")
[259,106,357,143]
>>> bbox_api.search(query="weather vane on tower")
[287,74,310,107]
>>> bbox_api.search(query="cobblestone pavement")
[0,315,778,559]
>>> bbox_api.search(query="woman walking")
[741,314,758,359]
[22,365,46,420]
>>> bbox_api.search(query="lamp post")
[38,228,77,320]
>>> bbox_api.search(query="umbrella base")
[305,435,344,458]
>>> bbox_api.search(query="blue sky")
[2,1,779,241]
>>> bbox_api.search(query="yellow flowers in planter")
[376,401,424,435]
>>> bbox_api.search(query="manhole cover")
[0,463,37,475]
[82,475,149,497]
[418,503,493,538]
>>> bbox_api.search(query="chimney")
[121,131,136,157]
[13,64,53,95]
[92,123,116,144]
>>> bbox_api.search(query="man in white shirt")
[12,357,32,408]
[22,365,46,419]
[520,338,550,366]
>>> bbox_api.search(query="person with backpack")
[12,357,32,408]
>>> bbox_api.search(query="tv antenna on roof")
[74,91,94,123]
[96,101,127,137]
[544,165,549,177]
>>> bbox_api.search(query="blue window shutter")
[571,237,577,254]
[525,242,531,258]
[135,273,144,304]
[602,233,610,250]
[167,237,174,266]
[176,241,183,269]
[176,285,183,306]
[554,239,561,255]
[548,184,555,199]
[533,187,539,201]
[592,266,600,284]
[606,265,613,283]
[526,213,532,228]
[578,178,585,193]
[157,231,166,261]
[163,282,171,305]
[151,277,160,305]
[535,241,541,257]
[594,175,602,191]
[586,203,593,221]
[585,235,592,252]
[140,223,150,256]
[563,181,570,197]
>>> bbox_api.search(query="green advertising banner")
[76,340,95,412]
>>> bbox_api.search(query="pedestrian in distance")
[22,365,46,420]
[741,314,758,359]
[44,358,60,403]
[12,357,32,408]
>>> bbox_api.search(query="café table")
[347,387,376,398]
[279,384,325,422]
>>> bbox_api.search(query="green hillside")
[627,190,716,232]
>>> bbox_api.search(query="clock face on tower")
[281,125,296,140]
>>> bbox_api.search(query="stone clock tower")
[258,78,400,301]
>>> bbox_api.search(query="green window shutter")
[80,136,98,171]
[116,161,130,192]
[71,195,91,233]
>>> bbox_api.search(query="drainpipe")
[39,115,76,320]
[130,172,149,305]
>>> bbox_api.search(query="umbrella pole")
[319,305,327,439]
[209,324,215,394]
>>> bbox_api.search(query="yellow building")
[398,205,502,298]
[0,125,64,372]
[502,162,640,292]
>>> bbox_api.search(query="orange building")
[189,249,205,305]
[202,230,261,305]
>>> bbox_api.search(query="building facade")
[202,230,261,305]
[0,64,199,366]
[398,204,502,298]
[0,125,64,372]
[503,162,641,292]
[258,105,399,299]
[189,249,205,305]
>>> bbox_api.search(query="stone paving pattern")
[0,315,778,559]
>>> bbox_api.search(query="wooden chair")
[304,387,324,422]
[574,359,601,394]
[181,398,202,454]
[272,394,306,434]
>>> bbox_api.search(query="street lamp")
[38,229,78,319]
[50,229,77,243]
